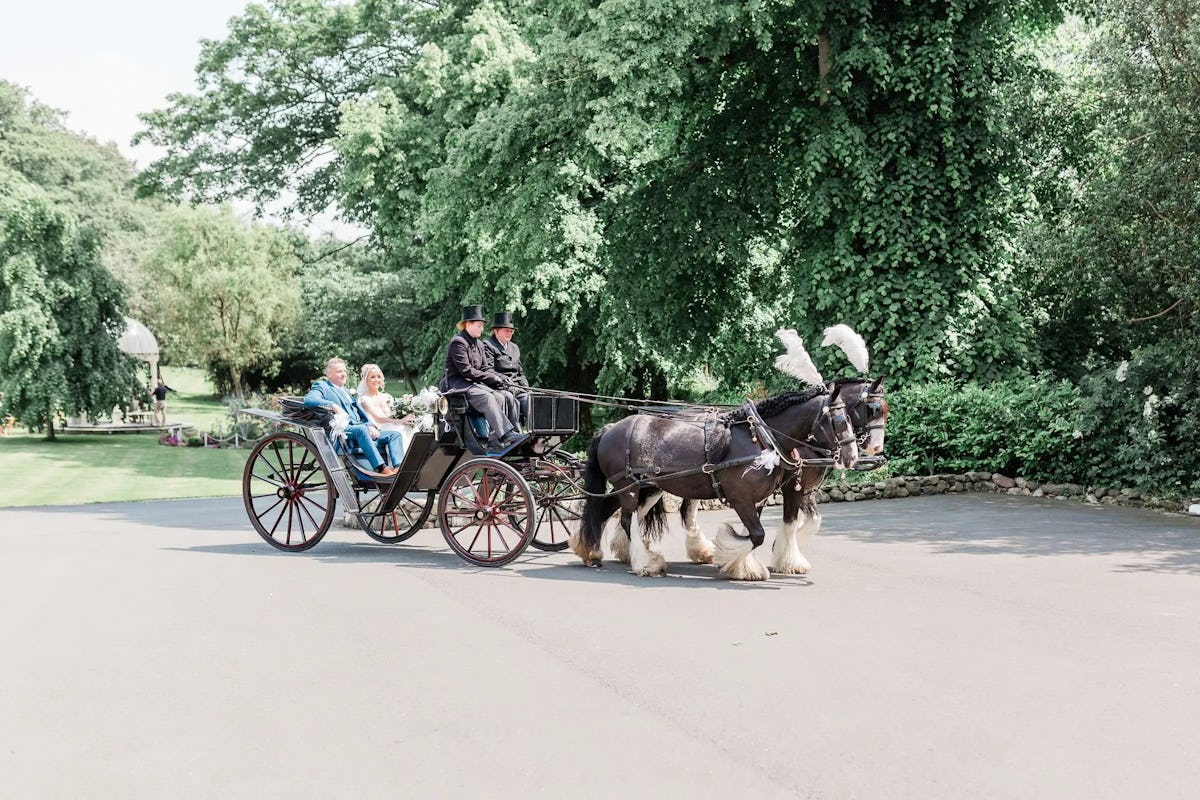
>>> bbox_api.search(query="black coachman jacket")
[440,330,508,393]
[483,335,529,389]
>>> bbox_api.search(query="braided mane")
[724,386,827,423]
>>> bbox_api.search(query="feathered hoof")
[713,523,769,582]
[607,531,631,564]
[771,548,812,575]
[569,531,603,566]
[631,550,668,577]
[685,534,715,564]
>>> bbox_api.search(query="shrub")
[186,436,204,447]
[886,375,1087,481]
[1076,345,1200,496]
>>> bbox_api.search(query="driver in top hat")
[439,304,523,451]
[483,311,530,426]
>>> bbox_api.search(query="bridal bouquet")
[391,386,441,431]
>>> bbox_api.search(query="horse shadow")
[167,536,809,589]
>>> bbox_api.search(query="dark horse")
[572,385,858,580]
[677,376,888,574]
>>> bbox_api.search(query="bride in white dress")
[356,363,415,455]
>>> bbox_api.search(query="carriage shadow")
[821,494,1200,575]
[168,537,810,589]
[34,496,249,531]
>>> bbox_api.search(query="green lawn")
[160,366,236,431]
[0,367,249,507]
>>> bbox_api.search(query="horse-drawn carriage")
[239,392,584,567]
[238,325,888,580]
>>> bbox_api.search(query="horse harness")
[850,384,887,442]
[608,394,854,504]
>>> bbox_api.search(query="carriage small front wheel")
[360,489,435,544]
[437,458,535,567]
[243,431,335,552]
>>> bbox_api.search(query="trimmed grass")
[160,366,234,431]
[0,367,248,507]
[0,432,246,506]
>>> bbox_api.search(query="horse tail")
[580,425,618,551]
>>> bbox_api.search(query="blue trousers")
[343,424,403,469]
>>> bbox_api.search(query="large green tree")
[0,179,143,438]
[140,205,302,395]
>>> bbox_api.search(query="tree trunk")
[45,407,56,441]
[818,32,831,105]
[230,364,244,401]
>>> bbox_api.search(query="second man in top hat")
[483,311,530,425]
[439,304,523,451]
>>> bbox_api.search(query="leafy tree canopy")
[0,179,143,438]
[140,205,303,395]
[139,0,1065,397]
[1025,2,1200,375]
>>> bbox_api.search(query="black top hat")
[460,304,486,323]
[491,311,517,330]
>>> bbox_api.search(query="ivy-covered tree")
[138,0,1063,396]
[0,179,143,439]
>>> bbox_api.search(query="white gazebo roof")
[118,317,159,359]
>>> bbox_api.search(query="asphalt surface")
[1,493,1198,799]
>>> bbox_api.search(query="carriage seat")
[277,396,393,475]
[444,394,491,440]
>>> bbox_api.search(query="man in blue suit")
[303,357,401,476]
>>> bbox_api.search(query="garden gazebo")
[118,317,160,383]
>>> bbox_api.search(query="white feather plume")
[773,328,824,386]
[821,324,870,373]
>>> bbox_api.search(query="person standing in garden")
[149,378,173,426]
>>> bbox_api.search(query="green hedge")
[886,354,1200,497]
[886,377,1085,481]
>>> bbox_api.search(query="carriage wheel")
[242,432,335,552]
[527,459,583,552]
[360,490,436,544]
[437,459,535,567]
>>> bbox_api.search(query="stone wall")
[734,472,1197,515]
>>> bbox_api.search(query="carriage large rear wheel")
[527,458,583,552]
[360,489,436,544]
[437,459,535,567]
[243,432,335,552]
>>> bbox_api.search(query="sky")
[0,1,362,238]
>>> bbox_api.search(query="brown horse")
[676,376,888,573]
[571,385,858,580]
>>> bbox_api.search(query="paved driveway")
[1,494,1198,798]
